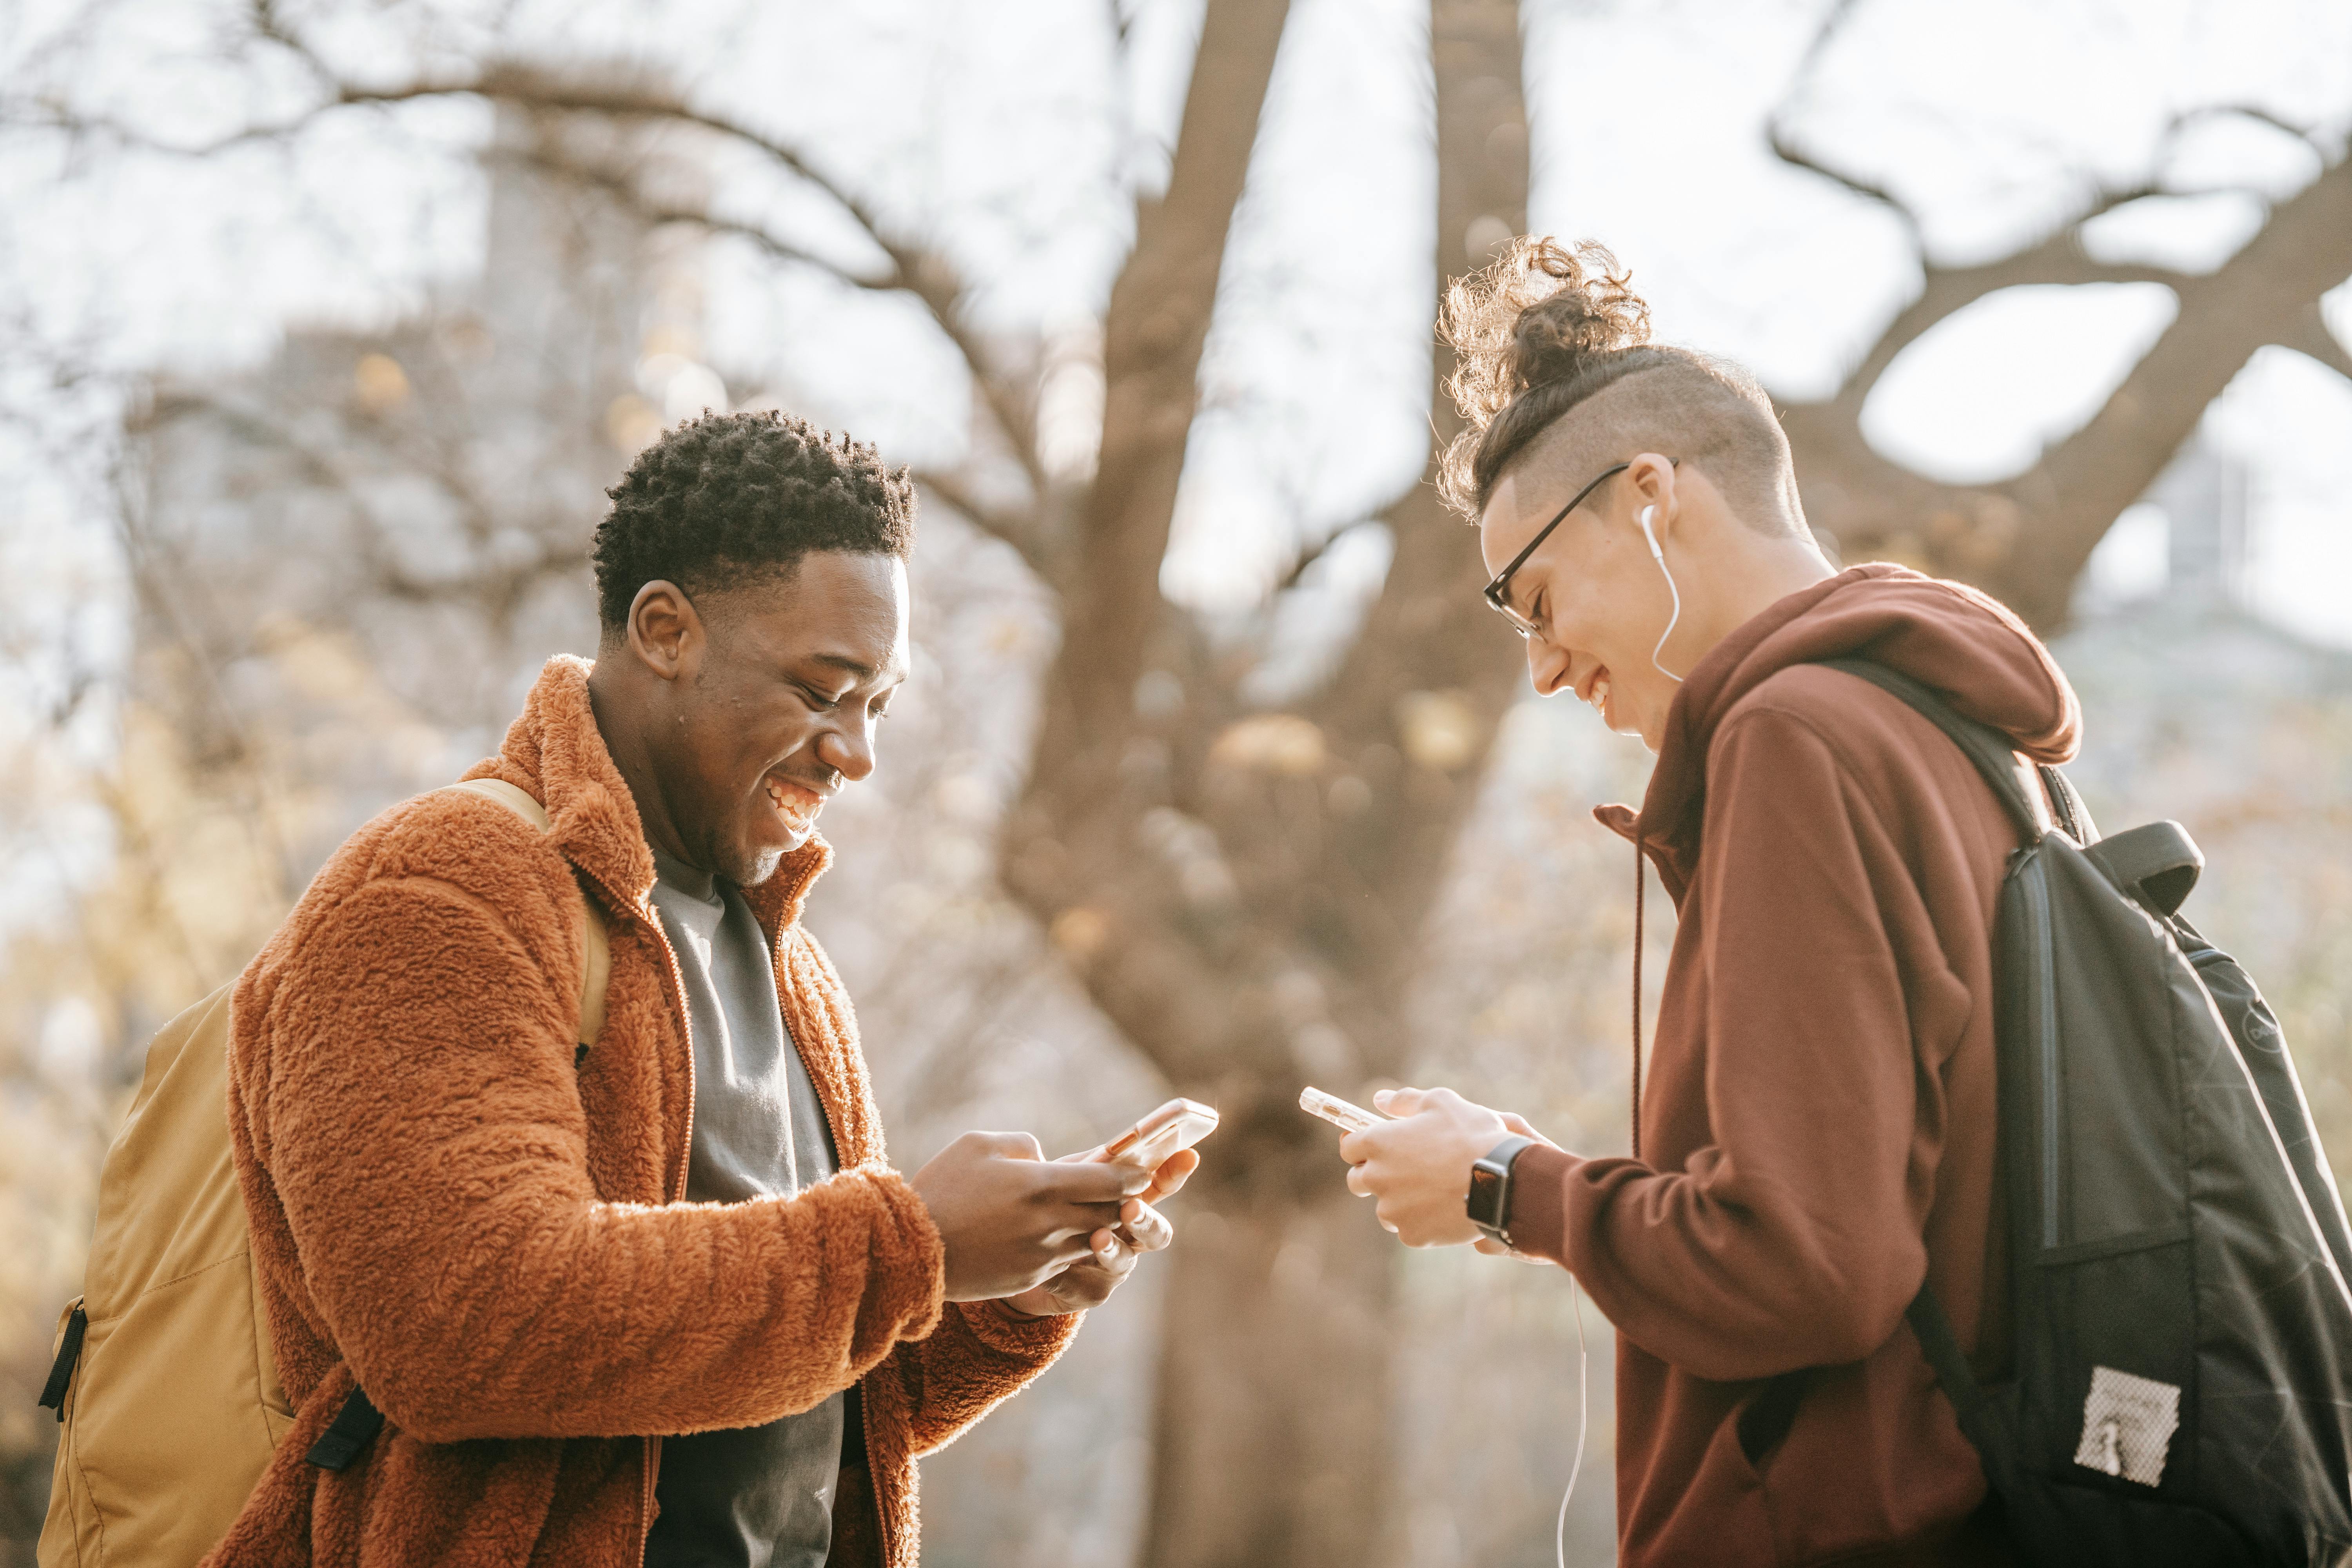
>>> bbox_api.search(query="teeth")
[765,778,821,828]
[1589,676,1611,713]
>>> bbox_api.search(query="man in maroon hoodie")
[1339,239,2080,1566]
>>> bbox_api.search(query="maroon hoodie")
[1507,564,2080,1567]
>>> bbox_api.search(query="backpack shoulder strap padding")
[443,778,610,1051]
[2082,820,2202,917]
[1816,657,2049,843]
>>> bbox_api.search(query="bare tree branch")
[1767,122,1926,243]
[1000,0,1296,1089]
[2275,299,2352,382]
[13,46,1054,513]
[1045,0,1297,752]
[915,468,1060,580]
[1971,152,2352,622]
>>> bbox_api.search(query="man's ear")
[1624,453,1681,542]
[626,580,704,683]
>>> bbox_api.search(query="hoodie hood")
[1601,563,2080,869]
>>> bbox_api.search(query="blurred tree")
[1768,2,2352,629]
[10,1,2352,1564]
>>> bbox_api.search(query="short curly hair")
[1435,237,1797,534]
[591,409,916,631]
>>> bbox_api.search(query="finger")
[1058,1143,1109,1164]
[1372,1086,1430,1117]
[1089,1226,1125,1264]
[1345,1163,1376,1198]
[1336,1127,1381,1165]
[1044,1233,1100,1272]
[1142,1147,1200,1203]
[1043,1160,1154,1203]
[1005,1131,1047,1161]
[1471,1236,1512,1257]
[1498,1112,1541,1139]
[1121,1200,1173,1252]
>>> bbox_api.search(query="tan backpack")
[38,779,610,1567]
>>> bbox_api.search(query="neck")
[585,657,703,872]
[1682,526,1836,658]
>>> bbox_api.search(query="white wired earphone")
[1639,505,1685,684]
[1555,1276,1590,1568]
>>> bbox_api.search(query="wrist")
[1465,1134,1536,1247]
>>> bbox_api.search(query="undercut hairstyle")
[591,409,916,633]
[1436,238,1802,536]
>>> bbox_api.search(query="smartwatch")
[1465,1134,1536,1245]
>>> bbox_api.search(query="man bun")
[1436,238,1677,520]
[1433,233,1798,536]
[1443,238,1651,432]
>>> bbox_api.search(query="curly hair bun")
[1433,234,1797,531]
[1441,237,1651,438]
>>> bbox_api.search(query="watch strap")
[1467,1134,1537,1241]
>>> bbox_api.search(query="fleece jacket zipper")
[776,925,893,1566]
[584,865,697,1568]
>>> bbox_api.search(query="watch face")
[1467,1161,1506,1227]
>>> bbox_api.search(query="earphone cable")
[1556,1271,1590,1568]
[1650,553,1684,684]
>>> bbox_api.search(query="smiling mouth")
[1580,666,1612,717]
[763,774,825,833]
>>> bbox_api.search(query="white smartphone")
[1298,1086,1383,1134]
[1094,1098,1220,1172]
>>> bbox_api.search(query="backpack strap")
[1815,659,2051,845]
[294,781,612,1476]
[38,1299,87,1422]
[443,779,611,1053]
[1730,661,2054,1466]
[2083,820,2202,916]
[305,1385,385,1472]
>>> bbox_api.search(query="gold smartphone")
[1096,1097,1221,1172]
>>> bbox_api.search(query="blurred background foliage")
[3,0,2350,1562]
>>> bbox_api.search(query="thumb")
[1373,1085,1430,1117]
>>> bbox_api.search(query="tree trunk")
[1145,1158,1400,1568]
[1131,5,1530,1563]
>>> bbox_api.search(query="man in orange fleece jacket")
[214,410,1190,1566]
[1342,240,2062,1565]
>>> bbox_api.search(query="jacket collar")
[486,655,831,934]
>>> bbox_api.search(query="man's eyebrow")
[800,651,908,684]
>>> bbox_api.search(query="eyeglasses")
[1481,461,1632,639]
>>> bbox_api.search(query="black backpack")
[1801,658,2352,1566]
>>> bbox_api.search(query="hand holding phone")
[1002,1100,1216,1318]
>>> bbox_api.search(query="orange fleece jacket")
[208,655,1075,1567]
[1508,566,2080,1568]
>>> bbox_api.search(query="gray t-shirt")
[643,844,845,1568]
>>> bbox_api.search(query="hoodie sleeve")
[1509,702,1978,1382]
[249,871,947,1443]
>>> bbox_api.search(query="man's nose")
[1528,638,1570,697]
[815,718,878,782]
